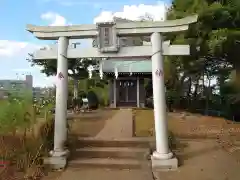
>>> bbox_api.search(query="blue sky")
[0,0,171,87]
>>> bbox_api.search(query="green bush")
[90,86,109,107]
[0,97,32,134]
[79,91,87,98]
[39,117,54,154]
[87,90,99,109]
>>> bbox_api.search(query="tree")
[164,0,240,117]
[27,53,100,98]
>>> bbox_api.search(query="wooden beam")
[33,45,190,60]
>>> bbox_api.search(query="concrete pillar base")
[50,149,70,157]
[152,151,173,160]
[151,151,178,171]
[110,103,116,108]
[43,150,70,171]
[140,103,145,108]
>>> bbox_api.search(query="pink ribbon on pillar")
[57,72,64,80]
[155,69,163,77]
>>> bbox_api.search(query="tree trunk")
[187,77,192,107]
[193,80,199,109]
[194,82,199,99]
[187,77,192,97]
[202,72,205,97]
[179,74,187,96]
[233,62,240,89]
[193,76,200,100]
[205,74,211,115]
[73,78,78,99]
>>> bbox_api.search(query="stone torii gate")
[26,15,198,169]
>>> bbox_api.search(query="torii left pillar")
[48,36,69,169]
[150,32,177,170]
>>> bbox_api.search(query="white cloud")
[94,1,168,23]
[0,11,71,87]
[0,40,40,58]
[38,0,102,8]
[0,11,72,86]
[41,12,71,26]
[0,40,55,87]
[12,66,44,73]
[12,68,34,72]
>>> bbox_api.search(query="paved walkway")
[51,168,152,180]
[95,108,133,139]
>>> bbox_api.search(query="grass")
[69,109,117,137]
[133,110,240,180]
[0,107,116,179]
[132,109,181,152]
[133,109,155,137]
[0,121,53,180]
[133,109,240,139]
[67,109,117,154]
[133,109,240,164]
[0,102,54,180]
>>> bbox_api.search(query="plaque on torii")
[96,22,119,53]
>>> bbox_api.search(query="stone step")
[71,147,150,159]
[68,158,143,169]
[234,141,240,146]
[76,137,154,148]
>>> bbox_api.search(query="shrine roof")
[102,59,151,73]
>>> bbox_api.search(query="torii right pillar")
[151,32,177,170]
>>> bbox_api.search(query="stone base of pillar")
[140,102,145,108]
[110,103,116,108]
[151,151,178,171]
[43,150,70,171]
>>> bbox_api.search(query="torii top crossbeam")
[26,15,198,40]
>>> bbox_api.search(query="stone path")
[43,109,154,180]
[52,168,152,180]
[95,108,133,139]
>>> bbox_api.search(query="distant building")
[0,75,57,101]
[0,75,33,99]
